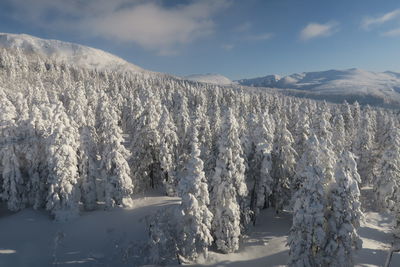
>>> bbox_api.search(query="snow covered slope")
[185,73,233,85]
[238,69,400,106]
[0,33,144,73]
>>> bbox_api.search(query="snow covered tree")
[174,93,191,156]
[249,112,275,224]
[312,103,333,148]
[288,135,332,267]
[158,106,179,196]
[374,109,390,153]
[13,92,30,121]
[122,91,143,134]
[23,104,52,209]
[206,94,222,174]
[374,124,400,212]
[130,95,161,191]
[195,105,214,177]
[210,108,247,253]
[293,103,310,157]
[177,125,213,262]
[352,101,361,134]
[211,181,241,253]
[353,110,375,184]
[1,140,24,211]
[0,90,25,211]
[325,151,362,266]
[45,104,80,221]
[78,126,98,211]
[341,101,355,150]
[331,113,346,154]
[63,81,88,128]
[272,117,297,212]
[98,98,134,208]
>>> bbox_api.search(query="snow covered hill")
[0,33,144,73]
[237,69,400,107]
[184,73,233,85]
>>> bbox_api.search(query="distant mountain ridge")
[0,33,144,73]
[236,69,400,107]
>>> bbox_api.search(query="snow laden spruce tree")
[272,116,297,213]
[158,106,179,197]
[0,90,25,211]
[97,97,133,209]
[353,111,375,184]
[45,103,80,221]
[249,112,275,224]
[293,102,310,157]
[210,108,247,253]
[194,105,214,178]
[78,126,98,211]
[331,113,346,154]
[1,127,25,210]
[177,124,213,262]
[325,151,362,267]
[130,94,161,191]
[288,135,332,266]
[22,106,46,210]
[341,101,355,147]
[374,123,400,215]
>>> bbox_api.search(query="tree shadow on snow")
[358,225,393,244]
[202,250,289,267]
[355,247,390,267]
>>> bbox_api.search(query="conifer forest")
[1,47,400,266]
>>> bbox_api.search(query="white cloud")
[300,22,339,41]
[382,28,400,37]
[362,9,400,30]
[5,0,230,55]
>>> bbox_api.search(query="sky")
[0,0,399,80]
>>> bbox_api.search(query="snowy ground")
[0,193,180,267]
[195,187,399,267]
[0,188,399,267]
[193,209,291,267]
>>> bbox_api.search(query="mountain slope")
[184,73,233,85]
[0,33,144,73]
[237,69,400,106]
[2,33,399,107]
